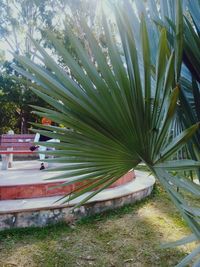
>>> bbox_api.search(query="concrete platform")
[0,160,65,185]
[0,160,155,230]
[0,170,155,213]
[0,161,135,199]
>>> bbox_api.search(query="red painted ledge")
[0,170,135,200]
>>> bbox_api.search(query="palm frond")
[13,1,200,265]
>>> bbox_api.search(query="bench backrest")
[0,134,35,151]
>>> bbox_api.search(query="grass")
[0,182,198,267]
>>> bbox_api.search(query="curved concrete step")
[0,171,155,230]
[0,160,135,200]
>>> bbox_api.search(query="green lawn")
[0,184,197,267]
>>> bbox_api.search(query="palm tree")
[144,0,200,179]
[13,1,200,266]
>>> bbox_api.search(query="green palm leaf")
[13,1,200,265]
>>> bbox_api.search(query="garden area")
[0,184,198,267]
[0,0,200,266]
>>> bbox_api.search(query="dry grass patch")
[0,184,198,267]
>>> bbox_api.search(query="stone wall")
[0,186,153,230]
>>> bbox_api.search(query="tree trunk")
[20,111,28,134]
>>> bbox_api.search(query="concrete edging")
[0,171,155,230]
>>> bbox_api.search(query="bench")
[0,134,36,170]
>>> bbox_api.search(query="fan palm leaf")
[13,1,200,266]
[139,0,200,178]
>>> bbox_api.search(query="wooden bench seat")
[0,134,36,170]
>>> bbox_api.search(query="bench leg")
[8,153,13,168]
[7,148,13,168]
[1,154,9,170]
[1,148,13,170]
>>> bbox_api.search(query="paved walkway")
[0,160,66,185]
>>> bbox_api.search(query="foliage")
[0,101,18,134]
[0,0,100,133]
[139,0,200,177]
[0,61,48,133]
[13,0,200,266]
[0,0,99,56]
[0,0,57,133]
[0,0,58,55]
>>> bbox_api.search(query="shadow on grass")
[0,184,193,266]
[0,183,159,241]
